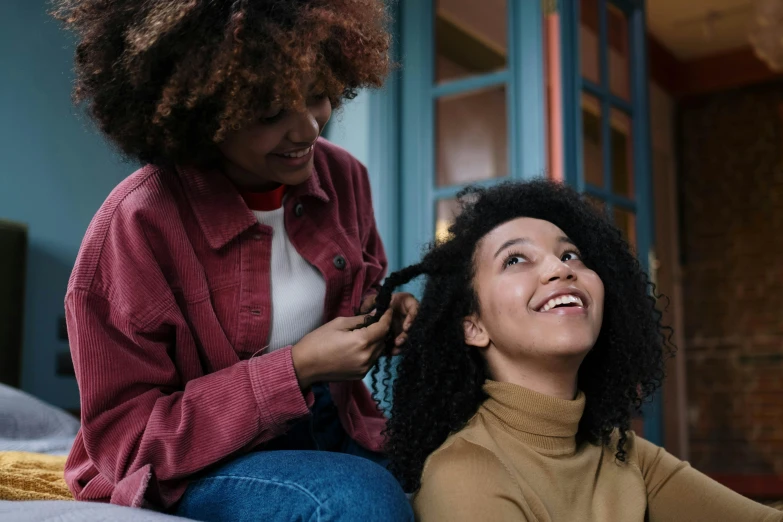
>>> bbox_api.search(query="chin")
[281,166,314,186]
[545,333,596,357]
[551,344,593,358]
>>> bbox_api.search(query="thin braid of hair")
[363,262,427,406]
[369,263,427,321]
[362,246,467,407]
[366,239,462,323]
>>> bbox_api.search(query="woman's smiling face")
[463,217,605,366]
[218,83,332,191]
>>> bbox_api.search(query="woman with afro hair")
[364,180,782,521]
[52,1,416,520]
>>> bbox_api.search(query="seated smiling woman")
[363,181,783,521]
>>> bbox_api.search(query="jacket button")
[333,255,346,270]
[294,203,304,217]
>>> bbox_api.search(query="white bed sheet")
[0,500,194,521]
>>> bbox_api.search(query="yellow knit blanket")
[0,452,73,501]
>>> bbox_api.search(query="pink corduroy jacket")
[64,138,388,509]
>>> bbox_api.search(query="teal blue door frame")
[631,0,662,448]
[367,0,402,273]
[559,0,662,445]
[398,0,548,270]
[328,1,402,272]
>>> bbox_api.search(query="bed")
[0,383,193,521]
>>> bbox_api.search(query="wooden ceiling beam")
[647,36,782,98]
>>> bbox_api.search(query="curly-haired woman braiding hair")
[365,181,783,521]
[53,2,417,521]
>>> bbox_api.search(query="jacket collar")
[177,153,329,250]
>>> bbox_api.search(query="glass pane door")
[400,0,549,269]
[563,0,659,444]
[431,0,512,238]
[435,0,507,82]
[579,0,639,250]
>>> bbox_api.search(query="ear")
[463,314,490,349]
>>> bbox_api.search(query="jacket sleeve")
[634,435,783,521]
[66,287,310,492]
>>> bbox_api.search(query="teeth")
[539,294,584,312]
[281,146,312,158]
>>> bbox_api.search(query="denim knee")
[175,451,412,522]
[322,456,413,522]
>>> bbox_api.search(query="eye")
[260,108,285,124]
[503,252,527,269]
[561,251,582,262]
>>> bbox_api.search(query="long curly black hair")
[366,180,673,492]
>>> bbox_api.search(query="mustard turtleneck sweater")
[413,381,782,522]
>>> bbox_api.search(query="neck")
[222,160,280,192]
[486,353,581,400]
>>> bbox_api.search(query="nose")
[540,254,576,284]
[287,107,321,145]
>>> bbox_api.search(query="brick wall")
[679,80,783,477]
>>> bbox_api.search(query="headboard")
[0,219,27,387]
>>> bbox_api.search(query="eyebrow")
[492,236,576,259]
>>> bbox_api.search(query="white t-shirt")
[252,206,327,352]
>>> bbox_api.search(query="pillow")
[0,384,79,440]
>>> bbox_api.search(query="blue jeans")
[174,384,412,522]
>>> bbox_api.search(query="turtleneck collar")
[481,380,585,455]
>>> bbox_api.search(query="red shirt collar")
[240,185,286,211]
